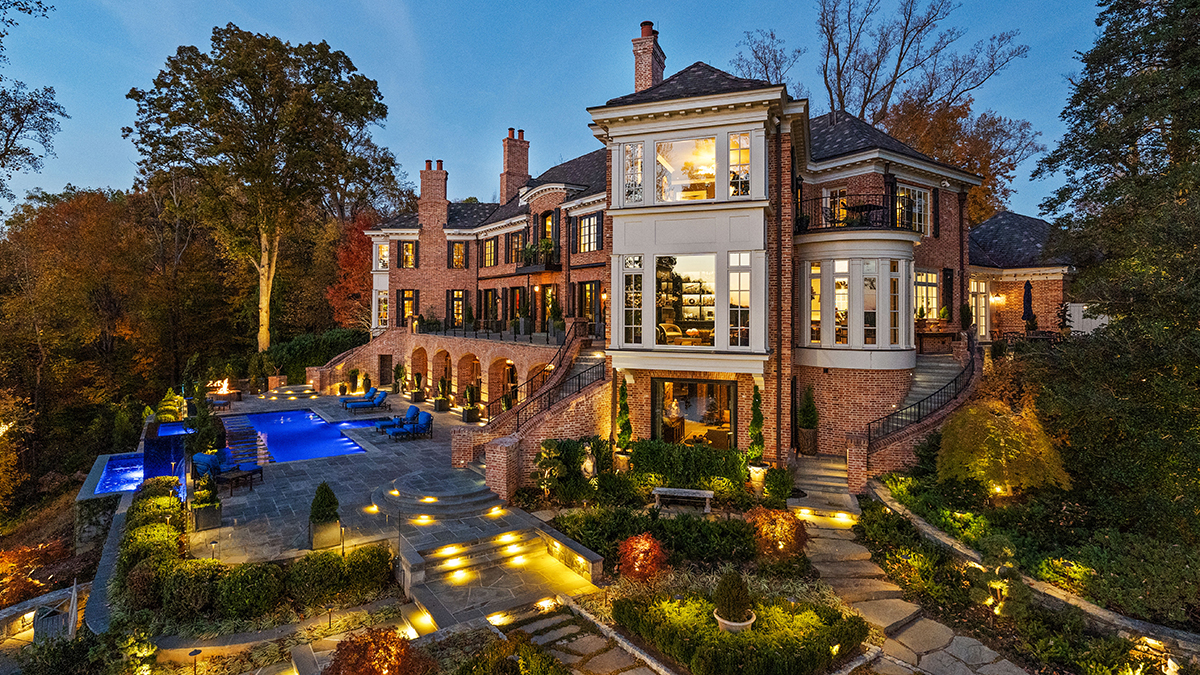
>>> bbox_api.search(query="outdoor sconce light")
[534,285,540,292]
[990,293,1005,305]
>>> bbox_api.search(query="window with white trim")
[376,243,389,270]
[834,260,849,344]
[624,142,643,204]
[623,255,643,345]
[915,271,939,318]
[809,262,821,343]
[656,137,716,202]
[890,260,901,345]
[897,186,930,235]
[863,260,877,345]
[377,291,389,328]
[729,133,750,197]
[728,252,751,347]
[400,241,417,268]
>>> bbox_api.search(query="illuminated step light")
[835,512,852,521]
[487,612,511,626]
[497,533,516,544]
[439,546,459,556]
[420,496,438,503]
[488,506,504,516]
[536,598,557,611]
[509,555,526,566]
[363,505,379,514]
[445,557,463,568]
[505,545,520,555]
[451,569,468,583]
[799,508,813,517]
[390,490,400,496]
[413,515,433,525]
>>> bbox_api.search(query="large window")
[481,289,500,326]
[400,289,416,326]
[655,254,716,346]
[863,260,877,345]
[483,238,497,267]
[834,260,849,344]
[577,213,599,253]
[377,291,389,328]
[890,261,901,345]
[809,262,821,343]
[624,143,643,204]
[541,213,553,241]
[826,188,848,223]
[897,186,930,235]
[729,133,750,197]
[400,241,418,268]
[970,279,988,337]
[508,231,525,264]
[728,251,751,347]
[656,137,716,202]
[376,243,389,270]
[623,256,643,345]
[450,241,467,269]
[915,271,939,318]
[450,290,464,328]
[653,378,735,449]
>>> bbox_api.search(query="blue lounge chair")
[339,387,378,408]
[385,411,432,441]
[347,391,388,414]
[375,405,419,432]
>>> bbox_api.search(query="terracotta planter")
[714,609,756,633]
[193,503,222,531]
[796,428,818,456]
[309,519,341,550]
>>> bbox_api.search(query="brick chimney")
[499,128,530,204]
[419,159,448,228]
[632,21,665,93]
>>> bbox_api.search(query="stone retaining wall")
[0,583,91,640]
[867,480,1200,670]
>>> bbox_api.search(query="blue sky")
[5,0,1098,216]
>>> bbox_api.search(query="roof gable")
[603,62,774,107]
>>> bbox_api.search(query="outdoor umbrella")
[1022,281,1035,322]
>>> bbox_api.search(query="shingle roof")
[602,62,774,107]
[481,148,608,226]
[374,201,500,231]
[809,111,935,163]
[970,211,1070,269]
[375,212,417,230]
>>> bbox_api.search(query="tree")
[881,94,1045,223]
[125,24,392,351]
[938,399,1070,496]
[816,0,1028,124]
[615,378,632,450]
[0,388,30,511]
[729,29,808,97]
[326,211,376,330]
[747,385,765,464]
[0,2,68,202]
[324,627,436,675]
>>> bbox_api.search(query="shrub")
[713,571,752,622]
[595,472,641,507]
[746,506,807,559]
[217,562,283,619]
[747,385,765,464]
[287,550,346,608]
[162,558,226,621]
[326,627,437,675]
[125,555,176,610]
[618,533,668,582]
[615,380,633,450]
[191,474,219,508]
[764,468,792,502]
[310,481,340,524]
[455,631,568,675]
[116,524,179,583]
[133,476,180,502]
[629,439,745,489]
[125,496,184,532]
[345,544,393,596]
[797,385,818,429]
[939,399,1071,495]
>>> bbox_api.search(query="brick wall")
[794,364,912,456]
[912,189,967,325]
[989,278,1067,334]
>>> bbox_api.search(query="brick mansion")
[308,22,1082,499]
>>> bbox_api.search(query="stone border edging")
[866,479,1200,665]
[84,490,134,634]
[557,593,679,675]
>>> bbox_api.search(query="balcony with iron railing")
[796,193,923,235]
[515,238,561,273]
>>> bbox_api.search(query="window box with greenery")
[309,482,341,550]
[796,385,818,456]
[410,372,425,403]
[191,474,222,531]
[433,376,451,411]
[461,384,480,423]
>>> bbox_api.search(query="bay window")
[624,142,643,204]
[656,137,716,202]
[809,262,821,343]
[863,260,877,345]
[623,256,643,344]
[802,257,912,350]
[655,254,716,347]
[834,260,849,344]
[729,133,750,197]
[890,261,901,345]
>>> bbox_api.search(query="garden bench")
[652,487,714,513]
[289,643,320,675]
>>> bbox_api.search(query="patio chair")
[375,405,419,432]
[386,411,433,441]
[339,387,378,408]
[347,391,388,414]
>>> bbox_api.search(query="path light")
[189,649,202,675]
[210,541,217,559]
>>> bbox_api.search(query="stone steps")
[899,356,963,409]
[466,460,486,477]
[790,455,859,519]
[420,530,542,582]
[370,469,505,519]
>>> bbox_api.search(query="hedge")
[163,559,227,621]
[629,439,745,489]
[125,496,184,532]
[287,550,346,608]
[217,562,283,619]
[116,524,179,584]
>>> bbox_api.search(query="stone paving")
[502,608,656,675]
[188,391,482,562]
[805,514,1029,675]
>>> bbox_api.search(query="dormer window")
[623,142,644,204]
[656,137,716,202]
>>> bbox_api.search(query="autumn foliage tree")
[324,628,436,675]
[326,211,377,330]
[618,532,668,582]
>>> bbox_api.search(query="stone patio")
[188,390,483,562]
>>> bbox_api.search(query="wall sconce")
[533,285,540,292]
[989,293,1005,306]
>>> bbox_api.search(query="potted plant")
[548,297,563,336]
[462,384,480,423]
[961,302,974,333]
[347,368,360,394]
[411,372,426,402]
[338,382,348,396]
[309,481,341,550]
[938,305,951,331]
[191,474,221,531]
[392,363,406,394]
[538,237,554,263]
[362,372,372,394]
[433,376,451,411]
[463,302,475,333]
[747,385,768,496]
[915,306,929,333]
[796,385,819,456]
[713,571,755,633]
[614,379,633,472]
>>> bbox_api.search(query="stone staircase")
[788,454,861,519]
[899,355,962,409]
[370,469,504,520]
[566,348,605,380]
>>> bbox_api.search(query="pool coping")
[78,451,144,502]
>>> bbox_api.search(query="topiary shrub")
[764,468,793,502]
[287,550,346,608]
[125,496,184,532]
[713,571,752,622]
[345,544,393,597]
[796,385,818,429]
[133,476,180,502]
[746,506,808,559]
[310,481,340,524]
[217,562,283,619]
[162,558,226,621]
[618,532,668,582]
[125,555,176,610]
[116,524,179,584]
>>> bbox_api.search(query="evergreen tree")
[747,385,764,464]
[615,379,632,450]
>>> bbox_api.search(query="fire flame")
[208,378,231,395]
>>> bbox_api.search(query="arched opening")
[487,357,518,412]
[457,353,481,406]
[432,349,452,397]
[410,347,428,395]
[526,362,551,396]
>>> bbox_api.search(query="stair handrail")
[481,320,586,420]
[866,334,977,446]
[514,359,608,431]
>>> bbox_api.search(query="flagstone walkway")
[805,514,1028,675]
[502,608,657,675]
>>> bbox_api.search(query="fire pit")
[208,378,242,402]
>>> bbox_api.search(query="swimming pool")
[244,410,370,463]
[94,453,144,494]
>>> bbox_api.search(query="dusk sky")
[6,0,1099,217]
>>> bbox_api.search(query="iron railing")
[514,359,608,431]
[416,322,570,344]
[481,320,585,420]
[797,193,921,234]
[866,336,976,445]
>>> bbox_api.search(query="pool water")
[245,410,369,462]
[95,454,144,494]
[155,422,191,436]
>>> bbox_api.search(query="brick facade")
[989,278,1067,334]
[793,364,912,456]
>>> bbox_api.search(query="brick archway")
[487,357,517,410]
[410,347,428,394]
[457,353,481,405]
[432,349,452,395]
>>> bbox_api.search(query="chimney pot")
[436,159,443,171]
[508,127,515,138]
[517,129,524,140]
[425,160,432,170]
[641,21,654,37]
[632,21,666,92]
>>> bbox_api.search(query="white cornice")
[588,86,787,120]
[611,200,770,218]
[807,148,981,187]
[970,265,1074,281]
[561,192,607,214]
[607,349,770,375]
